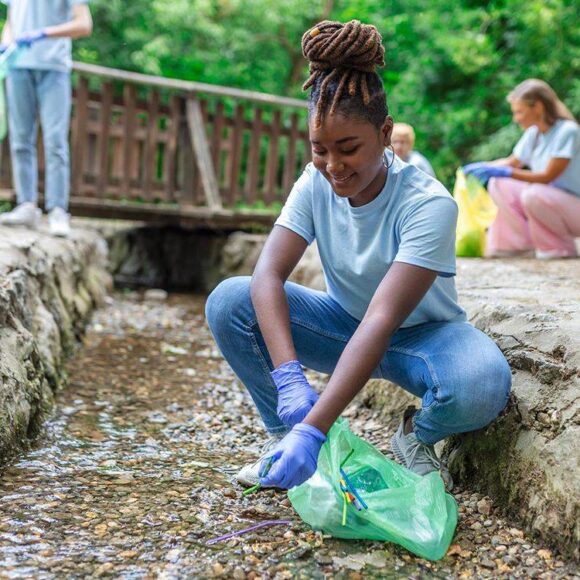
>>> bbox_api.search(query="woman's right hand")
[272,360,319,428]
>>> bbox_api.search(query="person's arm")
[488,154,523,169]
[304,262,437,433]
[509,157,570,184]
[44,4,92,39]
[250,225,308,368]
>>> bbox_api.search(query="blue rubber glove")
[470,165,513,183]
[16,30,47,47]
[260,423,326,489]
[0,44,8,54]
[272,360,319,428]
[462,161,487,175]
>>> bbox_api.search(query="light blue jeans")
[6,69,71,211]
[205,277,512,445]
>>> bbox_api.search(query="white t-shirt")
[513,119,580,197]
[275,152,466,327]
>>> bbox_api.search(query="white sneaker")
[535,249,577,260]
[48,207,71,237]
[0,202,41,228]
[236,433,286,487]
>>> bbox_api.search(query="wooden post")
[245,107,263,205]
[143,90,160,201]
[71,76,89,197]
[210,101,225,187]
[264,110,282,205]
[228,103,245,207]
[97,82,113,198]
[121,84,137,199]
[186,97,222,210]
[163,95,181,202]
[283,112,299,193]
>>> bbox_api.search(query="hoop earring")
[384,144,395,169]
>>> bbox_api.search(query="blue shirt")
[3,0,89,72]
[407,150,436,178]
[275,152,466,327]
[513,119,580,197]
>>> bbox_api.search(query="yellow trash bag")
[454,169,497,257]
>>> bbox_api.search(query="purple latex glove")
[470,165,513,183]
[0,43,8,54]
[16,30,47,47]
[260,423,326,489]
[272,360,319,428]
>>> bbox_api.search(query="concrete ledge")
[0,224,112,464]
[219,234,579,558]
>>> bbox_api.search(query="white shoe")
[535,249,577,260]
[0,202,41,228]
[48,207,71,237]
[236,433,286,487]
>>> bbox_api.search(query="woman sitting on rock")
[206,20,511,491]
[464,79,580,259]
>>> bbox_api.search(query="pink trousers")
[487,178,580,257]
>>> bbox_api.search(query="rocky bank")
[0,224,112,464]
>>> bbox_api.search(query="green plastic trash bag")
[288,419,458,561]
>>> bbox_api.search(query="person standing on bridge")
[206,20,511,492]
[0,0,93,237]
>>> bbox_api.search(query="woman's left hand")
[466,164,513,183]
[260,423,326,489]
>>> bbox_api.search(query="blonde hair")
[392,122,416,142]
[507,79,576,126]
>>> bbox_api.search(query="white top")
[407,150,436,178]
[513,119,580,197]
[3,0,89,72]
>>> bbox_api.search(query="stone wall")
[217,232,579,559]
[0,226,112,464]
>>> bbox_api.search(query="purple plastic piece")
[206,520,292,545]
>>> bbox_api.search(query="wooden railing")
[0,62,311,229]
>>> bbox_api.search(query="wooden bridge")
[0,62,311,230]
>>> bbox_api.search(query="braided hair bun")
[302,20,387,127]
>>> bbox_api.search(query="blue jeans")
[205,277,512,445]
[6,69,71,211]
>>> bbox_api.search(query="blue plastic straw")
[340,467,369,510]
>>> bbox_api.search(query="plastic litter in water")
[206,520,292,545]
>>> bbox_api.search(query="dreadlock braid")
[302,20,386,127]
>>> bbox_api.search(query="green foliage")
[2,0,579,189]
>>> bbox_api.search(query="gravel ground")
[0,291,576,579]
